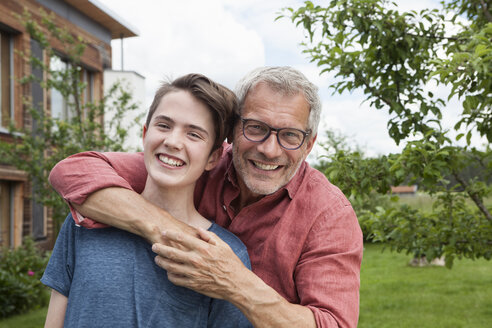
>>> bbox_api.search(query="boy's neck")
[141,177,212,230]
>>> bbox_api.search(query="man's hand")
[153,229,317,327]
[152,228,248,300]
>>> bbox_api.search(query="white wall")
[103,70,146,151]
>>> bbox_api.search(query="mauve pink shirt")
[49,145,363,328]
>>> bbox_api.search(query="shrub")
[0,238,50,318]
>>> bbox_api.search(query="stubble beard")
[232,143,304,196]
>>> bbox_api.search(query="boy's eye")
[157,123,171,129]
[188,132,203,139]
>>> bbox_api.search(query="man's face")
[232,82,316,201]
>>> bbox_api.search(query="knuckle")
[189,256,202,267]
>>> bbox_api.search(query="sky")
[94,0,484,162]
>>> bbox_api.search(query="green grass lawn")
[359,243,492,328]
[0,306,47,328]
[2,243,491,327]
[397,192,492,213]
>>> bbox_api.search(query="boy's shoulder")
[209,223,251,269]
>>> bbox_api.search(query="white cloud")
[101,0,265,93]
[97,0,482,158]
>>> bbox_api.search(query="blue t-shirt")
[41,214,252,328]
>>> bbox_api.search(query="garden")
[1,0,491,326]
[1,226,491,327]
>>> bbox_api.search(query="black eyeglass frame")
[240,117,311,150]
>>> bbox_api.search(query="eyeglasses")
[240,117,310,150]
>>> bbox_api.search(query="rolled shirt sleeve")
[49,151,147,228]
[297,205,363,327]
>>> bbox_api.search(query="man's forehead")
[246,81,304,98]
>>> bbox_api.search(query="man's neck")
[235,181,264,212]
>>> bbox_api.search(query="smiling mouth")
[158,154,185,167]
[252,160,280,171]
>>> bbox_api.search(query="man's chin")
[243,177,283,196]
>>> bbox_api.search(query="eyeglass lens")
[243,120,305,149]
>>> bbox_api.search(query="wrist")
[228,269,283,316]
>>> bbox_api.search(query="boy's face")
[142,90,219,190]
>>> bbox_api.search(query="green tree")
[0,9,141,236]
[282,0,492,266]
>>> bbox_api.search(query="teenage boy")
[42,74,252,328]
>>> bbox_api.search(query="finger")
[152,243,190,263]
[155,256,193,276]
[166,272,201,291]
[161,229,208,250]
[197,228,218,245]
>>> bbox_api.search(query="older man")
[49,67,363,328]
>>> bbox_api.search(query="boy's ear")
[142,125,148,144]
[205,146,223,171]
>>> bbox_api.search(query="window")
[50,55,70,120]
[50,55,95,121]
[0,30,13,128]
[0,181,12,247]
[82,69,94,119]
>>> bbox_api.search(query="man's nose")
[256,132,283,158]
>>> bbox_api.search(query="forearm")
[45,289,67,328]
[229,269,316,328]
[74,187,197,244]
[155,229,320,327]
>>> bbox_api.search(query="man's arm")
[74,188,197,243]
[152,204,363,328]
[49,151,197,243]
[153,229,317,328]
[44,289,67,328]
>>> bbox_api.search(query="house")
[391,185,418,196]
[104,69,146,151]
[0,0,138,248]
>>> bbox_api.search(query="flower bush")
[0,237,50,318]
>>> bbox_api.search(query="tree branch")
[452,171,492,222]
[479,0,492,23]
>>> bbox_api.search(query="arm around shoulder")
[49,151,196,243]
[49,151,146,205]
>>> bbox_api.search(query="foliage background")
[0,9,141,237]
[0,238,50,318]
[283,0,492,267]
[0,9,140,319]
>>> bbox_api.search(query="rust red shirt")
[49,145,363,328]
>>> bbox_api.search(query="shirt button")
[222,205,227,211]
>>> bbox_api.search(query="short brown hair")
[146,74,238,151]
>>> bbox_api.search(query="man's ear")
[205,146,223,171]
[304,133,317,155]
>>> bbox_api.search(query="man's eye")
[283,131,301,138]
[247,124,266,133]
[157,123,170,129]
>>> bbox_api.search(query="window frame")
[0,29,14,132]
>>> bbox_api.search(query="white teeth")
[158,155,184,167]
[253,161,279,171]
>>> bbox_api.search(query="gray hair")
[234,66,322,136]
